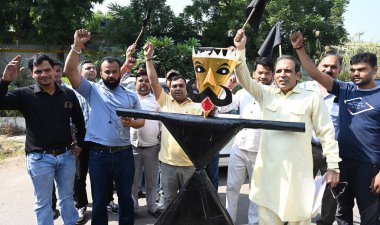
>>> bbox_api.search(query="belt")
[91,143,131,153]
[29,147,71,156]
[311,142,322,148]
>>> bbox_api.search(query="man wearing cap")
[165,69,180,88]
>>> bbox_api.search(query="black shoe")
[53,209,60,220]
[138,191,146,199]
[148,210,162,218]
[107,200,119,214]
[76,207,86,224]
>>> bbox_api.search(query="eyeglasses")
[330,182,348,199]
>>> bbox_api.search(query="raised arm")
[233,29,264,102]
[120,44,137,75]
[290,31,334,91]
[144,43,163,100]
[2,55,25,83]
[64,29,91,88]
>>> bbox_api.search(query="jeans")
[26,151,78,225]
[205,153,220,191]
[89,147,135,225]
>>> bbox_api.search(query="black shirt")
[0,79,85,152]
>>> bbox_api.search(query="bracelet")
[328,168,340,173]
[145,57,153,62]
[293,45,303,50]
[71,44,82,54]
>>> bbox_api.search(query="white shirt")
[220,89,262,152]
[130,93,161,147]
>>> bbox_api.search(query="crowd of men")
[0,27,379,225]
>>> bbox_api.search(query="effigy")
[116,108,305,225]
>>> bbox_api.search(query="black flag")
[258,21,282,58]
[142,2,153,27]
[246,0,269,33]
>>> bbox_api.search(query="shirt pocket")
[263,103,278,120]
[288,106,306,122]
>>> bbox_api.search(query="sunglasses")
[329,182,348,199]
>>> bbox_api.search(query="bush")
[0,124,25,136]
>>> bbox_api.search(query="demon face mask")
[187,47,239,116]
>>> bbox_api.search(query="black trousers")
[74,142,90,208]
[336,157,380,225]
[312,145,337,225]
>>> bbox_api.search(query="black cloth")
[312,145,337,225]
[336,157,380,225]
[0,79,85,152]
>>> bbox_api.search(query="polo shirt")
[157,90,202,166]
[0,79,85,152]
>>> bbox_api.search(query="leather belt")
[311,142,322,148]
[91,143,131,153]
[29,147,71,156]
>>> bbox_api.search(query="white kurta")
[236,50,340,222]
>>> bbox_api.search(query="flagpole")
[242,7,256,30]
[279,44,282,57]
[134,29,144,45]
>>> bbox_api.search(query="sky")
[93,0,380,43]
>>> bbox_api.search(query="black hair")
[350,52,377,67]
[78,60,95,73]
[100,57,122,69]
[276,55,301,72]
[53,60,63,68]
[28,53,55,71]
[169,75,186,87]
[322,53,343,67]
[253,57,275,72]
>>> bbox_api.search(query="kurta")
[235,50,340,221]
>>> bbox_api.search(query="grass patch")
[0,135,25,160]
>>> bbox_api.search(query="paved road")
[0,156,360,225]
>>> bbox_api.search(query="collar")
[33,82,63,94]
[168,94,193,105]
[274,84,301,95]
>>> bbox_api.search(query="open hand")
[2,55,25,82]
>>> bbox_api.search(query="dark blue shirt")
[330,80,380,165]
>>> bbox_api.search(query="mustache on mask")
[186,79,232,106]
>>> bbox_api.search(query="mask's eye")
[195,65,206,73]
[216,67,230,75]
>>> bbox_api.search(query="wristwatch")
[328,168,340,174]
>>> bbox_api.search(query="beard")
[102,77,120,89]
[186,78,232,107]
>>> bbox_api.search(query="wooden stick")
[134,28,144,45]
[279,44,282,57]
[242,7,256,30]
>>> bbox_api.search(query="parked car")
[122,76,237,167]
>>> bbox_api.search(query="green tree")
[184,0,349,61]
[133,36,201,79]
[29,0,104,45]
